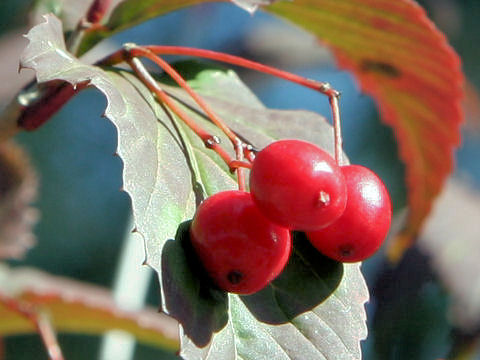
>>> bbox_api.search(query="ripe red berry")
[249,139,347,231]
[306,165,392,263]
[190,190,291,294]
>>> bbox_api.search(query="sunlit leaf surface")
[73,0,464,262]
[21,15,369,359]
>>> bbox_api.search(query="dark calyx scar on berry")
[114,45,392,293]
[306,165,392,263]
[189,191,292,295]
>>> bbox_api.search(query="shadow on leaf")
[161,220,228,347]
[242,232,344,324]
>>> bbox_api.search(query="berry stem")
[235,138,246,191]
[243,144,256,163]
[146,46,338,96]
[102,45,340,98]
[0,293,64,360]
[329,94,344,165]
[121,44,242,149]
[111,45,253,190]
[100,45,344,164]
[127,57,249,178]
[146,46,345,164]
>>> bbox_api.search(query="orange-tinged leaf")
[0,266,179,350]
[265,0,464,260]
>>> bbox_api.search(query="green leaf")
[157,65,366,358]
[21,14,368,359]
[164,222,367,359]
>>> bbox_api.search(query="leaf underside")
[21,14,368,359]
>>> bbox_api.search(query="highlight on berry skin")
[189,143,392,296]
[306,165,392,263]
[189,190,292,295]
[249,139,347,231]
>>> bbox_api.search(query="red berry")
[249,139,347,231]
[306,165,392,262]
[190,190,291,294]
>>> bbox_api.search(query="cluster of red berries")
[190,139,392,295]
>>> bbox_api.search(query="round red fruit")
[249,139,347,231]
[190,190,291,294]
[306,165,392,263]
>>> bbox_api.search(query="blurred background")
[1,0,480,359]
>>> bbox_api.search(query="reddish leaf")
[265,0,464,260]
[0,265,179,349]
